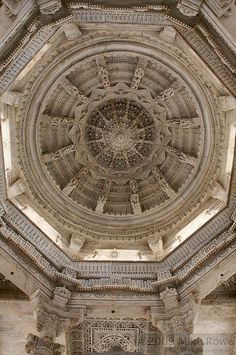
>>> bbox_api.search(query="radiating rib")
[42,144,76,163]
[96,57,110,88]
[130,180,142,214]
[131,58,147,90]
[156,87,175,101]
[98,66,110,88]
[40,114,74,126]
[165,117,199,128]
[59,77,88,103]
[63,167,88,195]
[152,166,176,198]
[95,180,112,213]
[156,80,182,101]
[166,145,197,166]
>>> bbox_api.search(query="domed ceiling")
[38,53,203,218]
[5,30,230,258]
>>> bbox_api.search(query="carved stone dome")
[15,35,219,240]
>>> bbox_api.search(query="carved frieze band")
[0,216,235,293]
[0,5,235,96]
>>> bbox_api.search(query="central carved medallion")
[71,83,172,185]
[85,98,156,172]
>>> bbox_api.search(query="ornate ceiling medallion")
[71,83,172,185]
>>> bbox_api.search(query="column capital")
[31,288,86,337]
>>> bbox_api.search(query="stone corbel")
[27,288,86,354]
[159,26,177,43]
[35,0,63,15]
[210,181,227,202]
[1,0,19,17]
[160,287,179,311]
[177,0,202,17]
[69,233,85,255]
[148,234,165,261]
[0,90,22,107]
[219,95,236,127]
[8,178,26,198]
[219,95,236,112]
[64,23,82,41]
[31,288,86,337]
[151,292,203,354]
[150,308,174,349]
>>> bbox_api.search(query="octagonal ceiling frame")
[0,0,235,304]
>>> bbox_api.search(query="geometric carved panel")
[67,320,162,355]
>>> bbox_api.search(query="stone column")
[151,289,203,355]
[25,287,86,355]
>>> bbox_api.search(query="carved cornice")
[0,213,235,296]
[0,2,235,95]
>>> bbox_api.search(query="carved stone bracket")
[30,288,86,339]
[177,0,202,17]
[148,233,165,261]
[151,290,203,354]
[25,333,65,355]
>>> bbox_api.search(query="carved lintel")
[95,180,112,213]
[61,267,77,279]
[152,167,175,198]
[42,144,76,163]
[166,145,197,166]
[59,77,88,104]
[62,167,88,195]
